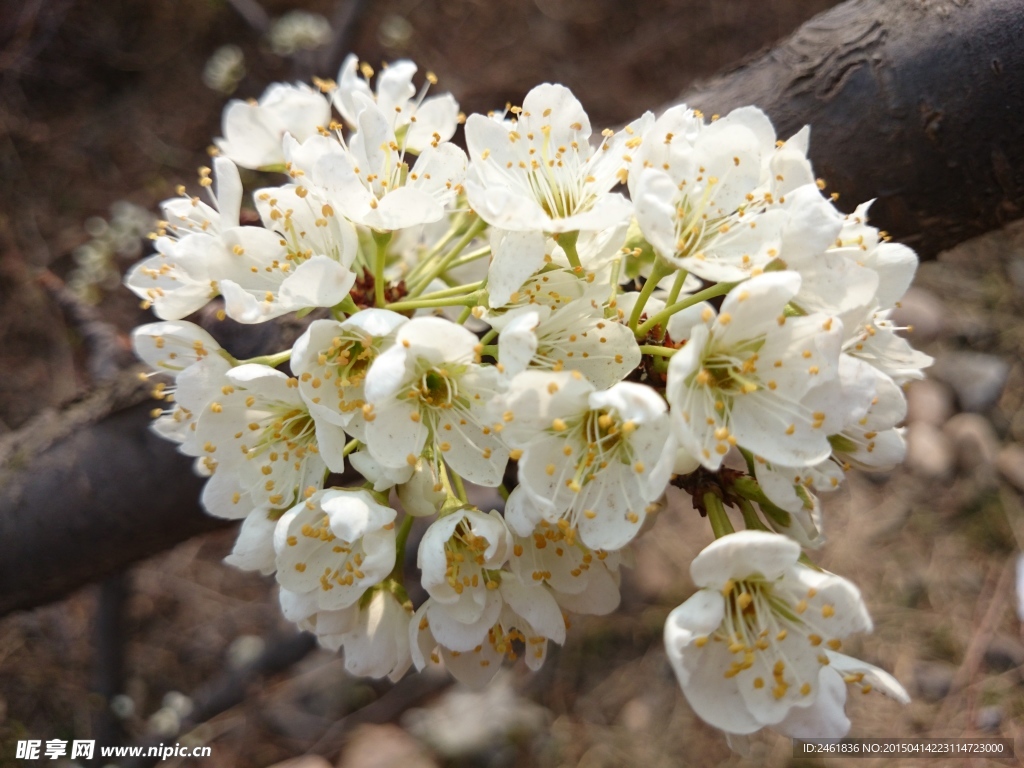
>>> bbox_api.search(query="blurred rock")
[162,690,194,718]
[913,661,955,702]
[404,673,549,760]
[266,757,332,768]
[146,707,180,737]
[1008,257,1024,294]
[943,413,999,485]
[227,634,266,669]
[617,697,653,733]
[906,379,955,427]
[892,288,945,343]
[1017,553,1024,625]
[338,724,437,768]
[905,423,954,480]
[996,443,1024,492]
[975,706,1002,731]
[110,694,135,719]
[983,635,1024,672]
[931,353,1009,412]
[263,698,330,743]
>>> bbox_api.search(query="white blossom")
[290,310,407,438]
[126,158,357,323]
[831,202,933,383]
[224,507,278,575]
[274,489,397,610]
[216,82,331,170]
[664,531,873,735]
[466,84,648,234]
[202,45,245,95]
[282,586,412,681]
[410,579,566,688]
[189,364,347,518]
[496,292,641,388]
[284,99,466,232]
[466,84,651,286]
[666,271,842,470]
[631,106,832,283]
[363,317,509,486]
[418,508,512,648]
[123,70,928,729]
[132,320,223,376]
[499,371,675,550]
[508,521,625,616]
[334,55,460,154]
[132,322,231,446]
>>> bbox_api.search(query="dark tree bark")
[0,396,226,616]
[677,0,1024,261]
[4,0,1024,617]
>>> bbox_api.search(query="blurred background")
[1,0,1023,766]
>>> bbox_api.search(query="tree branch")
[676,0,1024,260]
[0,381,227,616]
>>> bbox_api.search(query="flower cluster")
[128,59,930,739]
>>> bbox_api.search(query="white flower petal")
[365,398,427,469]
[774,665,850,739]
[224,508,278,574]
[690,530,800,588]
[499,576,566,644]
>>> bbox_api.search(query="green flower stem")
[479,328,498,346]
[799,553,823,571]
[451,471,469,504]
[216,348,241,366]
[737,497,770,532]
[666,268,689,305]
[332,294,360,319]
[444,245,492,272]
[408,216,487,297]
[635,280,738,339]
[373,230,393,307]
[455,306,473,324]
[437,460,457,499]
[497,483,510,502]
[342,438,360,458]
[415,280,485,300]
[384,292,482,313]
[704,492,735,538]
[404,213,469,285]
[758,500,793,529]
[628,259,673,332]
[731,475,794,529]
[638,344,676,358]
[384,578,414,610]
[739,447,757,476]
[731,475,769,503]
[421,215,466,261]
[607,258,623,304]
[240,350,291,367]
[389,513,415,584]
[559,230,582,271]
